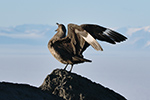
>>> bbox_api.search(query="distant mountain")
[0,24,150,50]
[117,26,150,50]
[0,24,56,45]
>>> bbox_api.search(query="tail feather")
[72,56,92,63]
[83,58,92,62]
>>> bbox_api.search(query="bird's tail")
[72,56,92,63]
[83,58,92,62]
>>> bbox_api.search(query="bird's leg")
[64,64,68,70]
[69,64,73,72]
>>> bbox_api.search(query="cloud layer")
[0,24,150,50]
[0,24,55,39]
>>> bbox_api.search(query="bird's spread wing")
[66,24,127,56]
[66,24,103,57]
[80,24,127,44]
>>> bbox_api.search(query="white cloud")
[0,24,52,39]
[126,26,150,36]
[145,41,150,47]
[0,32,43,38]
[0,28,50,39]
[143,26,150,32]
[126,28,142,36]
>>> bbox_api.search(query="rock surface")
[40,69,127,100]
[0,82,63,100]
[0,69,126,100]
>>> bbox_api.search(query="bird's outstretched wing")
[66,24,127,56]
[78,24,127,54]
[66,24,103,57]
[80,24,127,44]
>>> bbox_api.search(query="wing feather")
[81,24,127,44]
[65,23,127,55]
[75,29,103,51]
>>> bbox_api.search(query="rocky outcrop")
[0,82,63,100]
[0,69,126,100]
[40,69,126,100]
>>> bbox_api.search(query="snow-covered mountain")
[0,24,56,45]
[0,24,150,50]
[117,26,150,50]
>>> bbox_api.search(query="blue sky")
[0,0,150,100]
[1,0,150,27]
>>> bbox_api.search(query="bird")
[48,23,127,72]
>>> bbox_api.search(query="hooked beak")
[55,23,59,31]
[56,23,59,25]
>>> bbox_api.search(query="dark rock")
[0,69,126,100]
[0,82,63,100]
[40,69,127,100]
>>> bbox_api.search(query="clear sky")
[0,0,150,27]
[0,0,150,100]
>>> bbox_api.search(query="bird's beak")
[55,23,59,31]
[56,23,59,25]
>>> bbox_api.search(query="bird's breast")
[48,47,67,64]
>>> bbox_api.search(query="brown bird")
[48,23,127,72]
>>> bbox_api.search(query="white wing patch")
[75,29,103,51]
[82,33,103,51]
[103,28,112,36]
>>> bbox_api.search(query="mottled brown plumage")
[48,23,127,72]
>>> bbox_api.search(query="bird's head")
[54,23,66,38]
[55,23,66,34]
